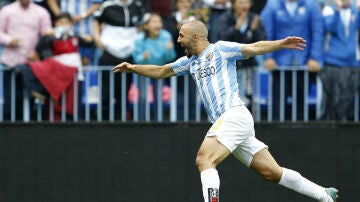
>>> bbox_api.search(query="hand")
[113,62,135,73]
[72,15,83,23]
[250,15,259,31]
[9,39,20,47]
[43,28,55,36]
[264,58,278,71]
[166,41,174,50]
[27,51,39,61]
[94,38,105,50]
[143,51,150,60]
[82,35,93,43]
[335,0,349,9]
[307,59,320,72]
[235,15,246,30]
[281,36,306,51]
[214,0,228,6]
[335,0,343,10]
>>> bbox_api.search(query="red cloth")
[28,58,77,119]
[150,0,171,17]
[51,37,79,55]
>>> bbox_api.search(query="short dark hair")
[55,12,73,23]
[231,0,253,4]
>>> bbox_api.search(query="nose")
[177,36,181,43]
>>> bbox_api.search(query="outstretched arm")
[241,36,306,58]
[112,62,176,79]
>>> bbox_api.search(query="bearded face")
[177,27,195,57]
[19,0,30,8]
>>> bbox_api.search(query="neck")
[149,33,158,39]
[20,2,30,8]
[195,41,210,56]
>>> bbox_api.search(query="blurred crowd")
[0,0,360,122]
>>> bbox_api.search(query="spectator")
[260,0,325,121]
[162,0,198,121]
[16,12,94,120]
[37,12,93,74]
[250,0,267,14]
[47,0,102,65]
[17,13,93,120]
[93,0,146,120]
[320,0,360,120]
[216,0,266,108]
[32,0,56,21]
[203,0,231,43]
[0,0,52,120]
[132,13,176,120]
[163,0,196,59]
[134,13,176,66]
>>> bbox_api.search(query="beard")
[184,48,192,58]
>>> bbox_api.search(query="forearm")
[0,31,12,46]
[130,64,175,79]
[47,0,61,16]
[242,39,284,58]
[86,4,101,17]
[93,21,101,40]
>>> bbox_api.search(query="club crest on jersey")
[206,52,214,61]
[208,188,219,202]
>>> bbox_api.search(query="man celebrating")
[113,20,338,202]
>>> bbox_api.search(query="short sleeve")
[216,41,246,61]
[170,56,192,76]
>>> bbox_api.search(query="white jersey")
[170,41,246,123]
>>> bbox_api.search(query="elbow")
[243,51,254,59]
[242,44,258,58]
[156,70,167,79]
[157,67,173,79]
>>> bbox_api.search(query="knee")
[195,153,213,171]
[260,168,283,183]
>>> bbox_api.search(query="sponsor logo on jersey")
[195,66,216,80]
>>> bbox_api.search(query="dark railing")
[253,67,359,122]
[1,65,359,123]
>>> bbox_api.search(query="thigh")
[232,135,268,167]
[207,105,254,152]
[197,136,231,168]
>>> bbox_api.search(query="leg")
[250,148,338,202]
[196,136,231,202]
[250,148,282,182]
[3,70,11,120]
[196,136,231,171]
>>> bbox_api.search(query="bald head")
[182,20,208,40]
[177,20,210,57]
